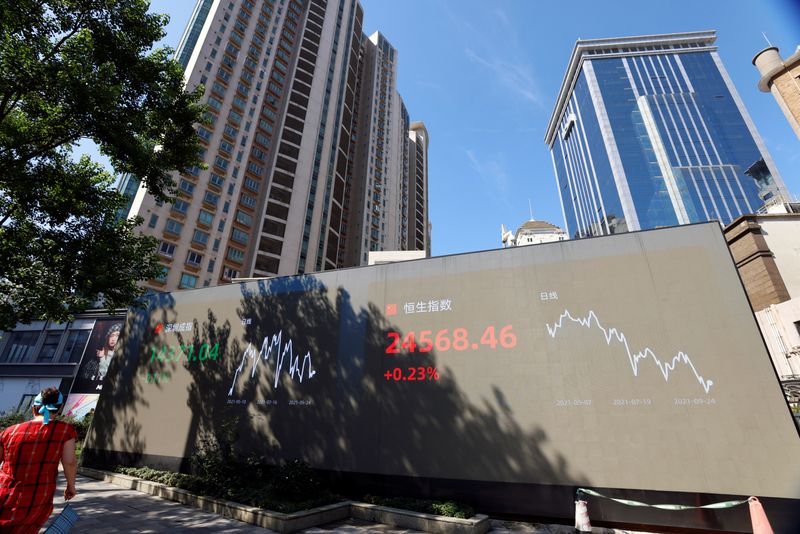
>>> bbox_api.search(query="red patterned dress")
[0,419,77,533]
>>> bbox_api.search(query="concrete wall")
[0,377,62,415]
[756,298,800,381]
[760,218,800,299]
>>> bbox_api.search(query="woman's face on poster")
[108,330,120,350]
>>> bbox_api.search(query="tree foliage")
[0,0,206,330]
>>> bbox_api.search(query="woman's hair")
[106,323,122,340]
[33,387,62,416]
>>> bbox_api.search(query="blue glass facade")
[175,0,214,70]
[546,33,788,238]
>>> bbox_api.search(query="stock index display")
[85,223,800,529]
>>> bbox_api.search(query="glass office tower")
[545,31,789,238]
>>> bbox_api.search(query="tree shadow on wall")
[83,292,179,469]
[171,273,587,516]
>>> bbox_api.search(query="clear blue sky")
[100,0,800,257]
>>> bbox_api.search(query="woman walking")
[0,387,78,533]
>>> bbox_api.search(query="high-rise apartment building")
[127,0,429,291]
[753,44,800,140]
[544,31,789,239]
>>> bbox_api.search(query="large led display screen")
[85,223,800,504]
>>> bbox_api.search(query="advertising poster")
[71,319,124,393]
[62,393,99,420]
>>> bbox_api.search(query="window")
[213,238,221,252]
[235,210,253,226]
[218,219,225,231]
[171,199,189,215]
[244,177,260,191]
[795,321,800,339]
[158,241,176,257]
[37,332,63,362]
[227,247,246,263]
[203,191,219,206]
[223,267,239,279]
[240,194,257,209]
[165,219,184,236]
[192,230,210,246]
[223,200,230,213]
[186,250,203,266]
[148,214,158,228]
[208,259,216,272]
[255,132,270,147]
[0,331,40,363]
[179,180,195,195]
[247,162,263,175]
[217,67,231,82]
[210,173,225,187]
[179,273,198,289]
[228,183,235,195]
[232,95,246,109]
[223,124,239,138]
[228,110,243,124]
[214,155,229,170]
[231,227,249,244]
[198,210,214,226]
[212,81,226,97]
[219,140,234,154]
[59,329,91,363]
[258,119,273,133]
[197,127,212,141]
[208,96,223,110]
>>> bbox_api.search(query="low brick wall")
[78,466,490,534]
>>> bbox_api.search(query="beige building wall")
[755,300,800,381]
[753,46,800,140]
[759,217,800,299]
[130,0,428,290]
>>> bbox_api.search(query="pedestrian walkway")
[45,475,277,533]
[44,474,642,533]
[45,475,425,533]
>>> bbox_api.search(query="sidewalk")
[45,475,424,533]
[45,473,640,533]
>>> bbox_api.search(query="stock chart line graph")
[546,310,714,394]
[228,331,316,396]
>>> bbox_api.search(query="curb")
[78,466,490,534]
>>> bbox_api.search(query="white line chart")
[546,310,714,394]
[228,331,316,396]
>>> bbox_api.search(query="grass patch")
[362,495,475,519]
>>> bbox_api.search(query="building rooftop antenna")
[528,198,534,221]
[762,32,772,47]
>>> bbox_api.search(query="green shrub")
[363,495,475,519]
[0,411,27,433]
[113,462,339,513]
[58,412,93,442]
[271,459,321,501]
[0,409,94,443]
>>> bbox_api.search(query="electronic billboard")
[84,223,800,530]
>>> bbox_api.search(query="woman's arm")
[61,438,78,500]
